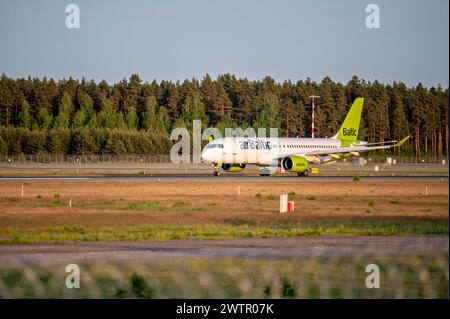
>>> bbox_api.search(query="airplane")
[201,98,411,176]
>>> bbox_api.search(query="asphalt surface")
[1,162,448,174]
[1,162,447,181]
[0,236,447,268]
[0,174,448,182]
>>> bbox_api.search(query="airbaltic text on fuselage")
[239,139,272,150]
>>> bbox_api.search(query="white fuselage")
[201,137,342,166]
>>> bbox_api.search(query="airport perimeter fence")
[0,154,447,165]
[0,154,173,164]
[0,254,448,299]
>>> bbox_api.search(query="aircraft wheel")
[213,171,220,176]
[303,170,309,177]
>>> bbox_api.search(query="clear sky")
[0,0,448,87]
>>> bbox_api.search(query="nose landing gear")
[258,167,276,176]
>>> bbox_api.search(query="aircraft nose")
[201,149,213,163]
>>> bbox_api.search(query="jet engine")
[281,155,310,176]
[220,163,246,172]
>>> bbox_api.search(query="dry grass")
[0,181,447,242]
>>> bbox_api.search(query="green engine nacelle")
[281,155,309,173]
[220,163,246,172]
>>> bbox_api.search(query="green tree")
[390,89,409,154]
[48,129,71,154]
[116,112,126,129]
[142,96,159,131]
[102,130,127,154]
[36,108,53,130]
[18,100,32,129]
[22,130,46,154]
[70,128,100,154]
[254,93,280,130]
[53,92,72,129]
[126,106,138,130]
[72,109,86,128]
[0,135,7,155]
[157,106,170,132]
[0,73,448,157]
[97,98,117,129]
[216,113,235,134]
[72,94,94,128]
[202,75,233,125]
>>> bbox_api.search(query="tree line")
[0,73,448,159]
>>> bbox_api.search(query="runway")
[1,162,447,182]
[0,235,447,268]
[0,174,448,182]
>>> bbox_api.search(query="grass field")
[0,180,447,243]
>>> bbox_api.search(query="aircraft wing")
[275,135,411,163]
[308,135,410,156]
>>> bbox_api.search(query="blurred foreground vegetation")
[0,255,447,298]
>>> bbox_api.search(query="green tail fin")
[334,97,364,146]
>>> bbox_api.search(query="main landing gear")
[213,171,221,176]
[297,169,310,177]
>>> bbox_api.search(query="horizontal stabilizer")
[394,134,411,147]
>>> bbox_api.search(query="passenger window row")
[279,145,338,149]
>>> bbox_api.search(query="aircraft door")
[232,138,239,164]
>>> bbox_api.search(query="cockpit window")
[206,144,224,149]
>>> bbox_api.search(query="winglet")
[394,134,411,147]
